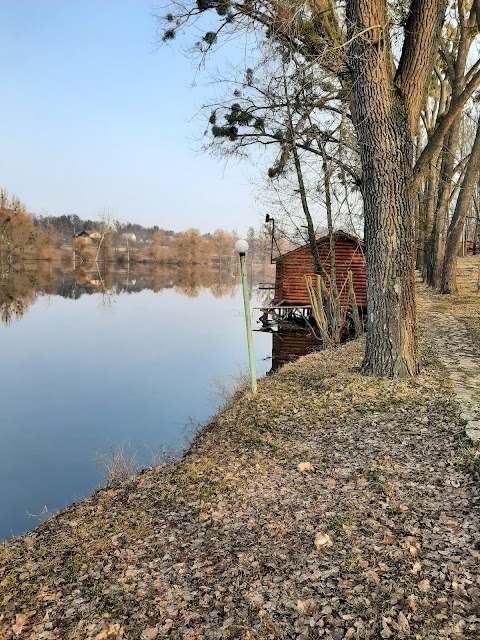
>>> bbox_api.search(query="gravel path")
[417,285,480,443]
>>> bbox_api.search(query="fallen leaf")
[297,462,312,473]
[296,598,315,614]
[141,628,158,640]
[411,562,421,574]
[338,579,353,590]
[366,570,380,586]
[12,613,27,636]
[315,532,333,550]
[395,611,410,638]
[419,579,430,592]
[381,617,393,638]
[297,599,306,614]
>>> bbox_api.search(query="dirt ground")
[1,262,480,640]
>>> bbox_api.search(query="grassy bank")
[1,289,480,639]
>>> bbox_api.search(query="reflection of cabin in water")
[271,330,323,371]
[263,231,366,324]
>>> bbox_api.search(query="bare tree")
[95,210,114,264]
[442,115,480,292]
[159,0,480,375]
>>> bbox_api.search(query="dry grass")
[209,368,251,411]
[96,445,138,488]
[462,444,480,480]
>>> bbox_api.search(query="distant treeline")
[0,189,273,267]
[34,211,176,244]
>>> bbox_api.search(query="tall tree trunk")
[282,69,322,276]
[345,0,444,376]
[415,122,425,274]
[427,0,474,287]
[345,0,442,376]
[357,104,419,376]
[429,122,462,287]
[418,151,440,279]
[441,118,480,293]
[415,192,423,271]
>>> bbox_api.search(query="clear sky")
[0,0,264,235]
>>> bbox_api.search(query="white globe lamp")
[234,239,249,254]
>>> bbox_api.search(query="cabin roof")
[274,230,365,263]
[73,229,94,238]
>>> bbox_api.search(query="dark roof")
[274,230,365,263]
[73,229,94,238]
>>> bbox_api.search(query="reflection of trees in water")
[0,265,56,324]
[171,264,240,298]
[173,264,208,298]
[0,262,274,324]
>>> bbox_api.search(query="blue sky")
[0,0,264,234]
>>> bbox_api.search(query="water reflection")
[0,266,55,324]
[0,261,328,540]
[270,329,323,371]
[0,262,250,325]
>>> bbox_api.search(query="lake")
[0,263,320,540]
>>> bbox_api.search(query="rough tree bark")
[346,0,444,376]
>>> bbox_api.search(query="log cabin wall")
[273,232,367,307]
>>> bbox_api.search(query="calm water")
[0,264,280,540]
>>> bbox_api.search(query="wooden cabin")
[273,230,367,308]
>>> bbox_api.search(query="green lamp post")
[235,239,257,394]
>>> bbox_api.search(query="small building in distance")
[73,229,101,243]
[122,233,137,243]
[273,230,367,308]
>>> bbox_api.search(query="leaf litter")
[1,290,480,639]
